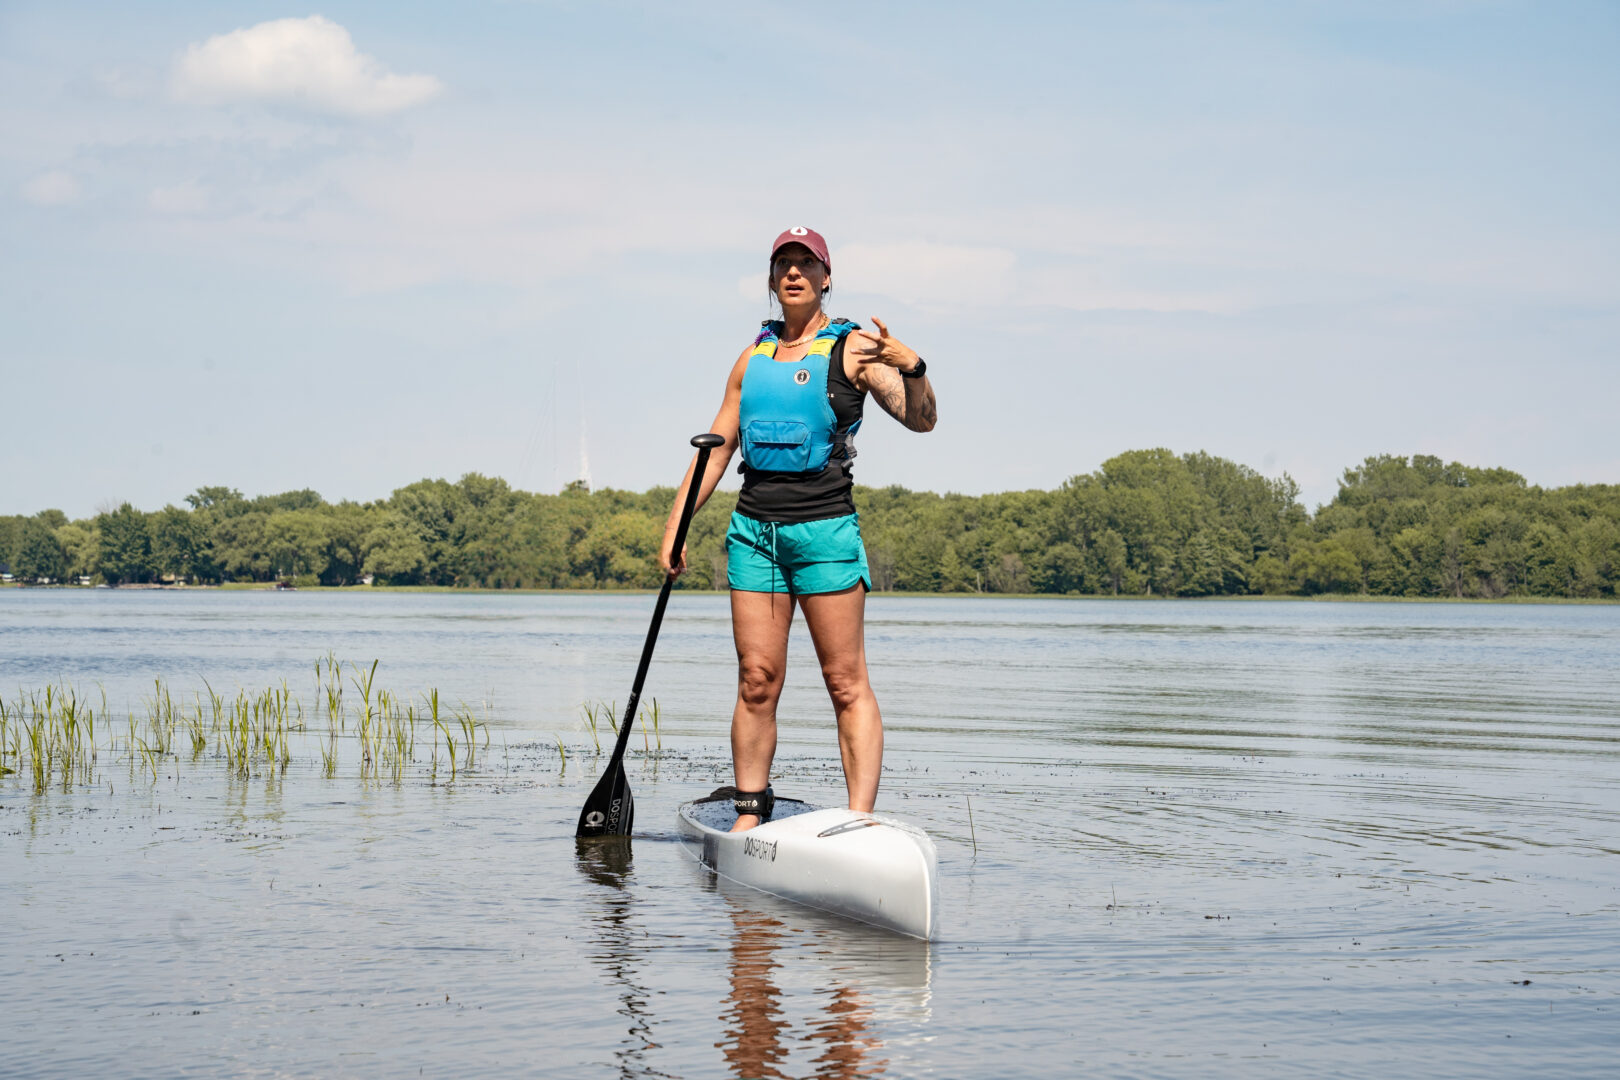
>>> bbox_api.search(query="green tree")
[96,503,155,584]
[186,486,246,512]
[151,505,206,582]
[0,515,25,573]
[1250,554,1288,594]
[264,509,332,582]
[1096,530,1127,595]
[213,512,272,581]
[575,511,663,588]
[1036,541,1087,594]
[1292,539,1361,594]
[7,447,1611,599]
[363,513,429,585]
[985,552,1030,593]
[55,522,98,581]
[936,541,973,592]
[14,518,68,582]
[319,503,375,586]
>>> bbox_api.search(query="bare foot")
[729,813,760,833]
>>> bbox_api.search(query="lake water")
[3,590,1618,1078]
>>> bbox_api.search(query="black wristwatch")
[901,357,927,379]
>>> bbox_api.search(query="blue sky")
[3,0,1616,518]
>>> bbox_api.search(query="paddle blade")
[576,760,635,837]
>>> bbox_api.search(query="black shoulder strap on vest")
[828,331,863,468]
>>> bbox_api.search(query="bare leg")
[798,585,882,813]
[730,589,794,831]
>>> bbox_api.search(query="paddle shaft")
[602,440,716,777]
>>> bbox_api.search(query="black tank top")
[735,328,866,524]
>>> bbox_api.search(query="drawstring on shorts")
[760,520,784,593]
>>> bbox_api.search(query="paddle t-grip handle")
[666,433,724,577]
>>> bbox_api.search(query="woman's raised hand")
[848,317,920,374]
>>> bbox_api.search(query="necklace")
[775,314,829,349]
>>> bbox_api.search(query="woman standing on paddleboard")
[660,227,938,832]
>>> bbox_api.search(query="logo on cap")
[790,226,808,236]
[794,369,810,385]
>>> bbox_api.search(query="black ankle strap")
[733,786,774,822]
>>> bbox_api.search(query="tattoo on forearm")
[904,379,937,431]
[915,385,937,430]
[870,374,935,431]
[877,384,900,418]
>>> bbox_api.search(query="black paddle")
[576,432,724,838]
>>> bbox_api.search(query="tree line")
[2,451,1616,599]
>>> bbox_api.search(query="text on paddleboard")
[742,835,779,862]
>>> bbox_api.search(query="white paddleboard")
[677,789,940,940]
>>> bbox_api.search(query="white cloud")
[1017,275,1244,314]
[172,16,443,117]
[92,67,155,101]
[834,242,1018,309]
[149,180,211,216]
[21,171,81,206]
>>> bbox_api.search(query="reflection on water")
[577,840,932,1079]
[719,904,793,1079]
[4,593,1618,1079]
[576,839,664,1078]
[710,874,933,1079]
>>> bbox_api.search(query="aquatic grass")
[581,700,604,753]
[578,697,663,757]
[639,697,662,753]
[434,703,487,782]
[0,699,14,776]
[353,660,379,776]
[454,704,487,773]
[133,735,160,783]
[185,692,208,755]
[4,684,101,792]
[318,724,338,777]
[4,660,500,792]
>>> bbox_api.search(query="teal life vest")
[738,318,862,474]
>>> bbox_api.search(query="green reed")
[579,697,662,755]
[639,697,661,752]
[4,658,493,792]
[580,700,603,753]
[456,704,485,773]
[0,698,13,776]
[427,687,457,781]
[4,684,101,792]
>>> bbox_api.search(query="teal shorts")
[726,511,872,595]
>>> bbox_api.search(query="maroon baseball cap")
[769,226,830,271]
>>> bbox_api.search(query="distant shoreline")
[3,581,1614,605]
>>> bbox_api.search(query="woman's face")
[769,243,829,309]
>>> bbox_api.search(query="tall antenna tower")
[577,417,592,492]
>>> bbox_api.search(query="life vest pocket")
[743,420,820,473]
